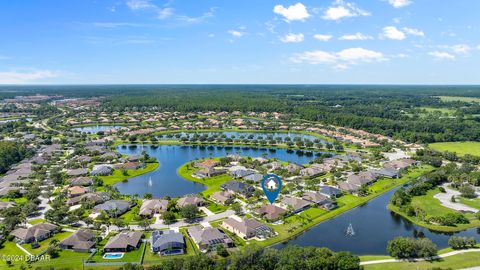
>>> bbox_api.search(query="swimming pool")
[103,252,124,259]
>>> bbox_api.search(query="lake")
[158,131,323,142]
[115,144,327,198]
[115,143,480,255]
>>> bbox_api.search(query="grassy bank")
[363,252,480,270]
[97,162,159,187]
[388,188,480,232]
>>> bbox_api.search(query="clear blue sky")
[0,0,479,84]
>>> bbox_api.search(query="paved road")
[27,195,52,221]
[360,249,480,266]
[434,183,478,213]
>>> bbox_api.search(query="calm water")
[158,131,323,142]
[115,143,480,255]
[74,125,122,133]
[115,144,325,198]
[275,187,480,254]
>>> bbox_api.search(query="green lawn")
[28,218,46,225]
[389,188,480,232]
[21,231,73,255]
[0,197,28,204]
[98,162,159,186]
[89,242,145,263]
[429,141,480,156]
[419,107,456,115]
[250,165,434,247]
[459,197,480,210]
[177,162,233,197]
[206,202,228,213]
[363,252,480,270]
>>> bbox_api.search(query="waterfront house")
[281,196,312,213]
[187,226,233,251]
[302,191,337,210]
[103,232,142,252]
[90,165,113,176]
[151,230,185,256]
[222,217,274,239]
[255,204,287,221]
[319,186,342,198]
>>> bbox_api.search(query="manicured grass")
[177,162,233,197]
[436,96,480,103]
[419,107,456,115]
[389,188,480,232]
[21,231,73,255]
[206,202,227,213]
[0,197,28,204]
[250,165,434,247]
[359,255,392,262]
[143,232,198,265]
[89,242,146,263]
[363,252,480,270]
[28,218,46,225]
[98,162,159,187]
[429,141,480,156]
[459,197,480,210]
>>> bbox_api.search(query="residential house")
[281,196,312,213]
[286,163,304,173]
[69,177,93,186]
[66,168,88,177]
[255,204,287,221]
[10,223,59,244]
[139,199,168,217]
[372,168,399,178]
[347,171,378,187]
[90,165,113,176]
[221,181,255,198]
[319,186,342,198]
[193,168,226,178]
[210,191,234,205]
[177,195,205,208]
[243,173,263,182]
[187,226,233,251]
[68,186,88,198]
[230,169,254,179]
[195,159,219,169]
[151,230,185,256]
[222,217,274,239]
[59,229,96,252]
[94,200,131,217]
[67,192,108,206]
[103,232,143,252]
[302,191,337,210]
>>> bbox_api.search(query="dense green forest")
[2,85,480,143]
[0,141,32,174]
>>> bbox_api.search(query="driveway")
[434,184,478,213]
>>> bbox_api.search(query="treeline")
[0,141,33,174]
[145,245,360,270]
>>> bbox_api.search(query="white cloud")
[451,44,471,54]
[280,33,304,43]
[158,8,174,19]
[322,0,370,21]
[176,8,216,24]
[273,3,311,22]
[126,0,154,10]
[382,26,406,40]
[388,0,412,8]
[0,69,59,84]
[403,27,424,37]
[313,34,333,41]
[429,51,455,60]
[291,47,385,68]
[228,30,245,38]
[339,32,373,40]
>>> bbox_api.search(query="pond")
[115,144,328,198]
[115,143,480,255]
[158,131,324,142]
[73,125,122,133]
[275,187,480,254]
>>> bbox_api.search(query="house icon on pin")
[267,179,277,191]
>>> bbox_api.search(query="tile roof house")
[210,191,234,205]
[139,199,168,217]
[176,195,205,208]
[66,168,89,177]
[194,159,219,169]
[151,230,185,256]
[319,186,342,198]
[243,173,264,182]
[372,168,399,178]
[338,181,360,193]
[222,218,274,239]
[59,229,96,252]
[187,226,233,251]
[68,186,88,198]
[94,200,131,217]
[281,196,312,213]
[230,169,254,179]
[221,181,255,198]
[103,232,143,252]
[255,204,287,221]
[193,168,227,178]
[90,165,113,176]
[347,171,378,187]
[10,223,59,244]
[67,192,108,206]
[69,177,93,186]
[302,191,337,210]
